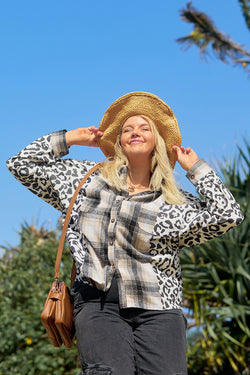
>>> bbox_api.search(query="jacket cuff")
[186,159,212,186]
[50,130,69,159]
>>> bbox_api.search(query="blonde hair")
[101,115,186,204]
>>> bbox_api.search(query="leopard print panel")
[149,171,244,309]
[6,131,97,212]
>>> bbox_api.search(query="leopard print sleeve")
[153,160,244,250]
[6,130,97,212]
[178,160,244,248]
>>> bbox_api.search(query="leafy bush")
[0,223,81,375]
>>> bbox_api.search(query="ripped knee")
[80,363,112,374]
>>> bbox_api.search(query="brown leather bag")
[40,163,101,348]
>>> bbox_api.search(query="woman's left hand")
[172,145,199,171]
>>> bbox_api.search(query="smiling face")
[120,116,156,161]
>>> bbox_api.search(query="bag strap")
[54,163,102,280]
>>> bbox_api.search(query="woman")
[6,92,243,375]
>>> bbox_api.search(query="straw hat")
[98,91,181,169]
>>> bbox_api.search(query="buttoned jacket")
[6,130,244,310]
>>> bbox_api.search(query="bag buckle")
[53,278,60,291]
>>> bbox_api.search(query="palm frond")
[238,0,250,31]
[177,2,250,71]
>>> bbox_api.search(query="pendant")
[127,185,135,192]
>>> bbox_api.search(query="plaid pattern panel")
[75,172,164,309]
[50,130,69,158]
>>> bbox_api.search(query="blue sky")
[1,0,249,252]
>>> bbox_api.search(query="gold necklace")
[127,184,136,192]
[127,184,149,192]
[127,174,150,192]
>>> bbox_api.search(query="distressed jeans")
[72,282,188,375]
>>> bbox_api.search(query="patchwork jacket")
[6,130,244,310]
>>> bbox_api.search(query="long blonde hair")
[101,115,186,204]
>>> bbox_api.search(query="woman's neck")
[128,166,150,186]
[126,158,152,193]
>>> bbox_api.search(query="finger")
[180,146,192,154]
[88,126,98,133]
[172,145,179,152]
[89,128,103,139]
[172,145,183,158]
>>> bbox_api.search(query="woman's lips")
[129,140,143,144]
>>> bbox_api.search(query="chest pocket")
[118,200,158,253]
[78,183,114,246]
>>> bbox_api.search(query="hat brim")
[98,92,181,169]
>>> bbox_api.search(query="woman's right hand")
[65,127,103,148]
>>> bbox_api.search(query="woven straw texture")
[98,92,181,169]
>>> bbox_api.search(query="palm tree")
[181,139,250,374]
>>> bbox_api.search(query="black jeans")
[71,280,187,375]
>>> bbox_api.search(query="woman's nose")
[131,129,140,137]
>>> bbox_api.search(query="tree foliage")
[238,0,250,30]
[177,2,250,72]
[181,139,250,375]
[0,224,81,375]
